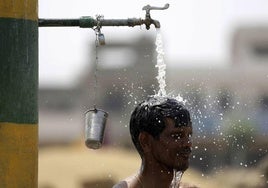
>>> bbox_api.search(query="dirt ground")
[39,143,265,188]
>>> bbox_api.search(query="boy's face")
[150,117,192,171]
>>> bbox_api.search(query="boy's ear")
[138,132,152,153]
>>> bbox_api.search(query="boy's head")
[129,96,192,156]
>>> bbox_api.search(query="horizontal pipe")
[99,18,144,27]
[38,19,80,27]
[38,17,146,28]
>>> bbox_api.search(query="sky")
[39,0,268,87]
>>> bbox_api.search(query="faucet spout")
[152,19,160,29]
[143,18,160,30]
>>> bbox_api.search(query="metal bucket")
[85,108,108,149]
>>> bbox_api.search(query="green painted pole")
[0,0,38,187]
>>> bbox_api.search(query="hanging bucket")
[85,108,108,149]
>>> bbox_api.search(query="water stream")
[155,29,167,97]
[169,170,183,188]
[155,29,186,105]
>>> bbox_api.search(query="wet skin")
[150,118,193,172]
[112,118,194,188]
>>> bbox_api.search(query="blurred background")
[38,0,268,187]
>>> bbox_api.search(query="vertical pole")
[0,0,38,187]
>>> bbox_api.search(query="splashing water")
[155,29,167,97]
[169,170,183,188]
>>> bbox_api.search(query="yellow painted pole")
[0,0,38,187]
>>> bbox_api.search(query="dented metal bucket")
[85,108,108,149]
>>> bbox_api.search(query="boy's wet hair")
[129,96,192,156]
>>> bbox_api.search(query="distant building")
[39,87,83,145]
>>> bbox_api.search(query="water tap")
[142,3,169,30]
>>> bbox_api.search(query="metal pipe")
[98,18,144,27]
[39,17,146,28]
[38,18,81,27]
